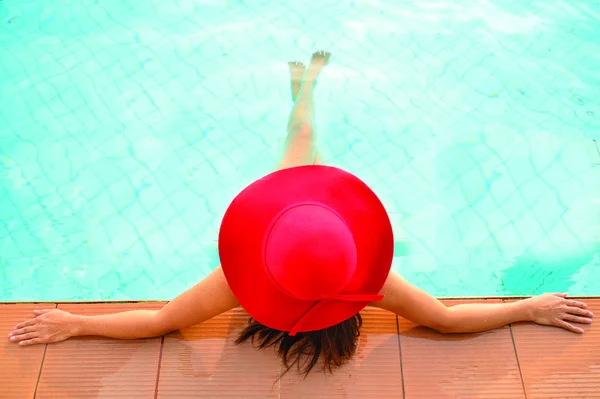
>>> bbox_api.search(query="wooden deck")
[1,299,599,399]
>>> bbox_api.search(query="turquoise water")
[1,0,599,301]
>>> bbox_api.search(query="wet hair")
[235,313,362,378]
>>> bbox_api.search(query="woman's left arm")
[371,270,594,334]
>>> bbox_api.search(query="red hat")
[218,165,394,335]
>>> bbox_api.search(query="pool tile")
[35,303,164,399]
[279,307,403,398]
[511,299,600,399]
[399,299,525,399]
[158,307,282,398]
[0,304,56,399]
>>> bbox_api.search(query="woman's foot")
[288,61,306,102]
[303,51,331,85]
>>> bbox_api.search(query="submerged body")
[8,51,594,376]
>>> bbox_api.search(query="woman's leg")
[277,51,330,170]
[288,61,305,103]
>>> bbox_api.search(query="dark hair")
[235,313,362,378]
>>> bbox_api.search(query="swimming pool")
[1,0,599,301]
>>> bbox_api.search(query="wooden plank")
[35,303,164,399]
[1,304,56,399]
[400,299,525,399]
[512,299,600,399]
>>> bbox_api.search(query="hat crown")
[263,203,357,301]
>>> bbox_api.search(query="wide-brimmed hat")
[219,165,394,335]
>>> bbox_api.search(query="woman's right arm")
[9,266,239,346]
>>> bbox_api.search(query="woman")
[8,51,594,378]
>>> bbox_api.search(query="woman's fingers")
[565,299,588,309]
[563,314,593,325]
[565,305,594,318]
[10,310,53,334]
[13,319,36,330]
[562,305,594,326]
[555,319,584,334]
[19,338,43,346]
[9,326,36,338]
[10,332,38,342]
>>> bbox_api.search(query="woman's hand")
[525,293,594,333]
[8,309,76,346]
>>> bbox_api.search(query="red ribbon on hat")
[289,293,384,336]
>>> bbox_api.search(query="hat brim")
[219,165,394,332]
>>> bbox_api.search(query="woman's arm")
[371,270,594,334]
[9,266,239,345]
